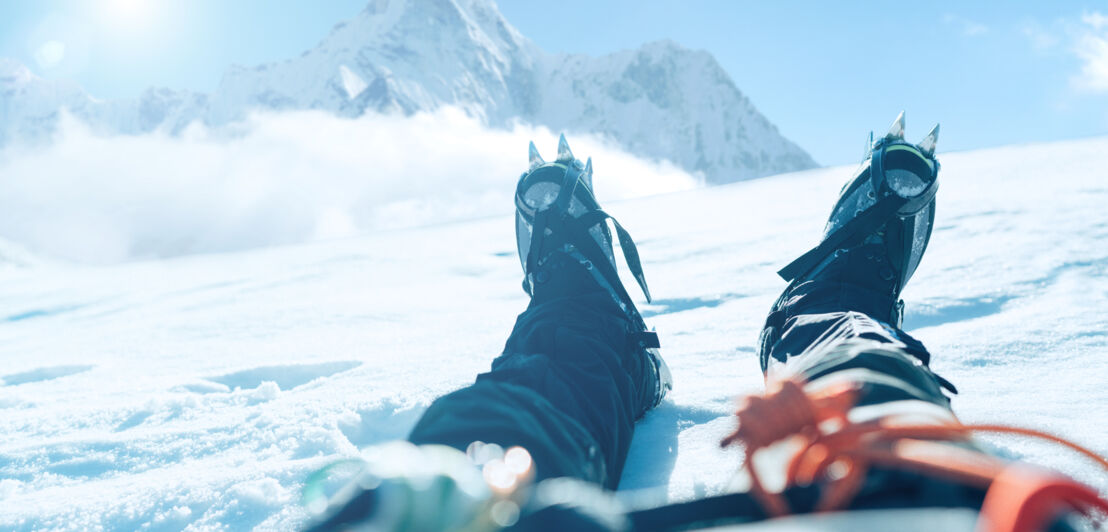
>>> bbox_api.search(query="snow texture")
[1,136,1106,530]
[0,0,815,183]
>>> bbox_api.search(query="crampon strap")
[777,138,939,284]
[776,198,906,283]
[520,163,653,305]
[719,380,1108,531]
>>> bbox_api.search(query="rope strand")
[720,379,1108,531]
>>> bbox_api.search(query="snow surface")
[2,136,1107,530]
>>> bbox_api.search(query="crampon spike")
[556,133,574,162]
[886,111,905,139]
[919,123,940,157]
[582,157,594,190]
[528,141,544,170]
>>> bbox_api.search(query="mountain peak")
[0,58,35,84]
[0,1,815,183]
[348,0,529,56]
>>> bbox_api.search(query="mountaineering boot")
[776,113,939,320]
[759,112,941,370]
[515,134,672,409]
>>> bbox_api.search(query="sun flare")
[103,0,154,27]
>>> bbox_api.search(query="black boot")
[762,113,941,366]
[515,135,672,408]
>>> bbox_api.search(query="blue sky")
[1,0,1107,165]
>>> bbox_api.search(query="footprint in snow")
[1,365,94,386]
[183,360,363,393]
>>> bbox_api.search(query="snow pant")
[408,260,659,490]
[758,276,957,416]
[755,275,997,512]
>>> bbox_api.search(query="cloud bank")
[1073,12,1108,91]
[0,108,700,264]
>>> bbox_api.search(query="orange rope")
[719,379,1108,530]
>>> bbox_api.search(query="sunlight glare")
[104,0,154,27]
[34,40,66,69]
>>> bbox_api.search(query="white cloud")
[0,108,700,264]
[944,14,988,37]
[1072,11,1108,91]
[1083,11,1108,31]
[1021,22,1059,52]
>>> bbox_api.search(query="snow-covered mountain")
[0,58,209,144]
[0,0,815,183]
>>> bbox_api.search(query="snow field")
[1,136,1107,530]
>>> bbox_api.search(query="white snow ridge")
[338,65,368,100]
[1,136,1107,530]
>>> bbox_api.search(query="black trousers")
[751,276,991,516]
[410,265,956,492]
[759,275,956,415]
[408,270,658,490]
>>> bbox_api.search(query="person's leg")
[759,115,951,421]
[409,273,659,488]
[409,137,669,489]
[757,254,957,424]
[743,121,1100,530]
[747,119,998,514]
[305,138,668,531]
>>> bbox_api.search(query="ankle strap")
[778,139,938,284]
[519,163,653,308]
